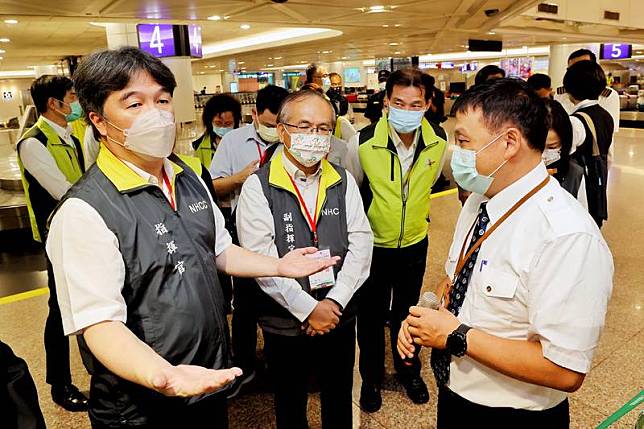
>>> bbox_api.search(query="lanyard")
[286,169,322,246]
[443,176,550,307]
[161,169,176,210]
[256,142,267,166]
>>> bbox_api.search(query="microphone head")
[418,291,440,310]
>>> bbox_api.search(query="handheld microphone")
[403,291,440,365]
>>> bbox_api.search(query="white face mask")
[542,148,561,166]
[379,82,387,91]
[106,109,176,159]
[285,130,331,167]
[256,122,280,143]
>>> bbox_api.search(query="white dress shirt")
[556,89,619,162]
[236,152,373,321]
[83,128,100,167]
[445,162,613,410]
[19,116,77,200]
[47,157,233,336]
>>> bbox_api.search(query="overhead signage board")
[600,43,632,60]
[137,24,176,58]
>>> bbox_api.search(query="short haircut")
[305,64,319,83]
[527,73,551,91]
[568,48,596,64]
[474,65,506,85]
[544,99,573,176]
[256,84,289,115]
[276,90,335,125]
[202,94,241,132]
[73,47,177,139]
[385,68,433,103]
[30,75,73,114]
[451,78,549,152]
[329,72,341,80]
[563,60,606,101]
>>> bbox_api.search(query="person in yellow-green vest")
[16,74,88,412]
[191,93,242,169]
[350,68,448,413]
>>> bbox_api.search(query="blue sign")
[137,24,176,58]
[188,25,202,58]
[600,44,632,60]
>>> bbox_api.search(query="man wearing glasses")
[349,68,448,412]
[236,90,373,429]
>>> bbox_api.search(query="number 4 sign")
[137,24,176,58]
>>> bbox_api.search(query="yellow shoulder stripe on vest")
[268,153,342,220]
[96,144,184,192]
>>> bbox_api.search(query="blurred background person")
[527,73,553,99]
[193,93,242,170]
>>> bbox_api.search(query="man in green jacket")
[354,68,447,412]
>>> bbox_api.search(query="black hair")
[568,48,596,64]
[451,78,549,152]
[474,65,506,85]
[543,99,573,177]
[256,84,289,115]
[30,75,74,114]
[385,68,433,103]
[305,64,319,83]
[202,94,242,133]
[276,90,335,125]
[73,47,177,139]
[527,73,551,91]
[563,60,606,101]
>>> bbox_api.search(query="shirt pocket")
[470,266,523,331]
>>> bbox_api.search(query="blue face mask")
[388,106,424,134]
[55,99,83,122]
[213,126,233,138]
[450,131,508,195]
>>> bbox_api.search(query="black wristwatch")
[446,324,472,357]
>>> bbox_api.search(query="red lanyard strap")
[161,169,176,210]
[286,169,321,246]
[256,143,267,166]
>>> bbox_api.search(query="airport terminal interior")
[0,0,643,428]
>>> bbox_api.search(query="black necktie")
[431,202,490,386]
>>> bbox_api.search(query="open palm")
[277,247,341,278]
[152,365,242,397]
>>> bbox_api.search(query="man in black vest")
[236,90,373,429]
[46,47,339,429]
[563,60,614,228]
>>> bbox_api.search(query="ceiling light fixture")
[487,31,496,35]
[0,49,5,54]
[0,38,10,43]
[208,15,222,21]
[240,24,251,30]
[4,19,18,25]
[273,56,282,59]
[382,24,389,27]
[389,42,399,46]
[394,24,401,27]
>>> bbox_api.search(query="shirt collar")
[388,122,419,151]
[41,116,73,142]
[121,157,176,186]
[483,162,549,224]
[245,123,269,147]
[572,99,599,113]
[281,151,322,183]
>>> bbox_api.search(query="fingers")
[299,247,320,255]
[407,325,420,338]
[409,305,426,317]
[401,322,414,346]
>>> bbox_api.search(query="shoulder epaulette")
[556,86,566,95]
[601,87,612,98]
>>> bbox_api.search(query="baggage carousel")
[0,129,29,232]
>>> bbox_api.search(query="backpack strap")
[575,111,600,157]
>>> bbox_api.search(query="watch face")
[447,331,467,357]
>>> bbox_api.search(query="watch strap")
[456,324,472,336]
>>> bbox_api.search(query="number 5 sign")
[600,43,632,60]
[137,24,176,58]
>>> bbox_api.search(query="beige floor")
[0,126,642,428]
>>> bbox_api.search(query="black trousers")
[44,255,72,387]
[0,340,46,429]
[89,396,228,429]
[231,277,262,372]
[263,320,356,429]
[357,237,428,386]
[437,386,570,429]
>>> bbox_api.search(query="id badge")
[307,248,336,291]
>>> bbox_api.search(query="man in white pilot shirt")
[397,78,613,428]
[236,90,373,429]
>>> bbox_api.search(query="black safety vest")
[255,159,355,336]
[50,153,229,426]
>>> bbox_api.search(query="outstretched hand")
[151,365,242,397]
[277,247,340,279]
